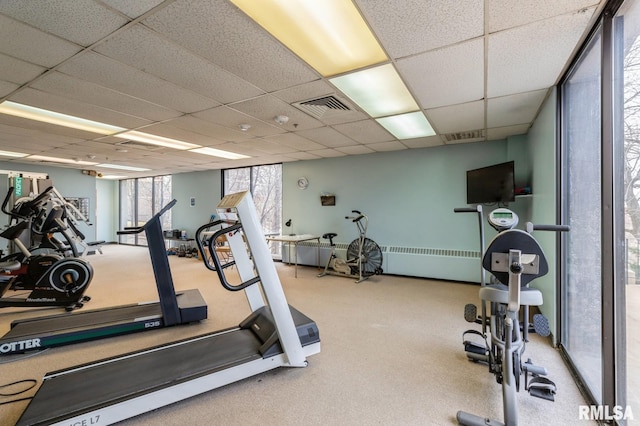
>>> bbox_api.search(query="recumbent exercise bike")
[456,208,567,426]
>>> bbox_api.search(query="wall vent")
[116,140,164,151]
[293,95,353,120]
[441,129,485,143]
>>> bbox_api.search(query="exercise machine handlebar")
[526,223,571,233]
[2,186,54,220]
[453,206,483,214]
[195,221,261,292]
[117,199,177,235]
[346,210,364,222]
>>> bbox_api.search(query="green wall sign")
[14,176,23,197]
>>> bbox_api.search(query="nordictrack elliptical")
[0,186,92,311]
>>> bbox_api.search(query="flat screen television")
[466,161,515,204]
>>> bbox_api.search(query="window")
[561,26,603,403]
[119,176,172,246]
[223,164,283,254]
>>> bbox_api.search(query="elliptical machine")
[456,207,567,426]
[0,187,92,311]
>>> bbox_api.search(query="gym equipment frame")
[16,191,320,425]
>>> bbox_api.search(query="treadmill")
[0,200,207,355]
[17,191,321,425]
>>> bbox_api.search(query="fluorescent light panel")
[330,64,419,118]
[189,147,249,160]
[117,131,200,150]
[376,111,436,140]
[0,150,28,158]
[28,155,98,165]
[97,163,150,172]
[100,175,127,180]
[0,101,125,135]
[230,0,387,77]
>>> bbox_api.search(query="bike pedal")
[533,313,551,337]
[527,376,556,401]
[464,304,477,323]
[464,341,486,355]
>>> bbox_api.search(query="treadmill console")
[488,208,518,232]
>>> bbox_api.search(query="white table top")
[265,234,319,242]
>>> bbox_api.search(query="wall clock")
[297,176,309,190]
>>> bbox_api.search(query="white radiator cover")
[280,241,481,283]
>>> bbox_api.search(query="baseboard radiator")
[280,241,480,283]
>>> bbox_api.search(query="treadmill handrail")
[195,222,260,292]
[117,199,177,235]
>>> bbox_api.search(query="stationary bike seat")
[479,284,543,306]
[322,233,337,239]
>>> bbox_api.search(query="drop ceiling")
[0,0,605,178]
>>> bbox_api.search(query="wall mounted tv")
[466,161,515,204]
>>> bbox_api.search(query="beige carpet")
[0,244,594,425]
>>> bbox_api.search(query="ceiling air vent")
[116,140,164,151]
[293,95,353,120]
[441,129,485,143]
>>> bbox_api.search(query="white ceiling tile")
[284,151,324,161]
[57,52,219,113]
[142,0,319,92]
[95,25,265,104]
[487,90,548,128]
[31,71,182,122]
[0,53,46,84]
[0,0,128,46]
[335,145,375,156]
[366,141,408,152]
[235,139,296,155]
[332,120,393,144]
[487,8,596,97]
[487,124,530,141]
[401,135,444,149]
[295,127,357,148]
[398,38,484,109]
[0,81,20,98]
[307,149,346,158]
[488,0,600,32]
[193,107,285,138]
[229,95,323,131]
[357,0,484,57]
[264,133,325,151]
[100,0,165,18]
[426,101,485,134]
[150,116,249,143]
[0,15,82,67]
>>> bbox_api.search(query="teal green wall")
[171,170,222,238]
[526,89,559,341]
[283,140,533,260]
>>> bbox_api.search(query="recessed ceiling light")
[329,64,419,118]
[0,150,28,158]
[230,0,388,77]
[97,163,150,172]
[27,155,99,165]
[189,147,250,160]
[376,111,436,140]
[0,101,125,135]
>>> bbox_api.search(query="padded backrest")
[482,228,548,286]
